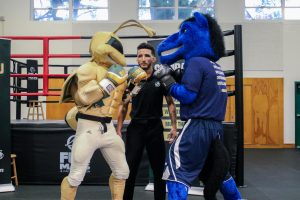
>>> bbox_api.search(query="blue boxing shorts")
[162,118,223,187]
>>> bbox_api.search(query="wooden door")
[225,78,284,148]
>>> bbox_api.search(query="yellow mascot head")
[89,32,126,67]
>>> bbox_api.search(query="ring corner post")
[0,38,15,192]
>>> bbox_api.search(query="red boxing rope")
[2,36,89,96]
[2,35,167,97]
[10,74,69,78]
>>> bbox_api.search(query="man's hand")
[128,66,147,84]
[122,65,147,104]
[167,127,177,144]
[116,129,122,137]
[122,81,145,104]
[99,64,127,95]
[153,65,176,91]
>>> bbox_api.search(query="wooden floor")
[1,148,300,200]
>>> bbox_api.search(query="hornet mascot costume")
[154,12,242,200]
[60,20,154,200]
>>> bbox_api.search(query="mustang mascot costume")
[60,20,154,200]
[154,12,242,200]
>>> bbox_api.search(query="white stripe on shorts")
[173,119,191,170]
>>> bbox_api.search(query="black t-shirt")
[130,75,167,120]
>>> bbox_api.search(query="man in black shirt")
[117,42,177,200]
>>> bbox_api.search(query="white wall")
[1,0,299,144]
[282,22,300,144]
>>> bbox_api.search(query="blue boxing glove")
[153,65,176,91]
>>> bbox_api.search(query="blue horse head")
[157,12,225,65]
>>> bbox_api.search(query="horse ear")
[193,12,208,29]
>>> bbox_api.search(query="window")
[32,0,108,21]
[285,0,300,20]
[138,0,214,20]
[245,0,300,20]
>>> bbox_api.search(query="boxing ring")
[0,25,243,193]
[0,34,168,192]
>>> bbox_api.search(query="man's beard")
[140,63,151,71]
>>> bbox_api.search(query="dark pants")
[123,119,166,200]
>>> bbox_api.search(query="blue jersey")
[180,57,227,121]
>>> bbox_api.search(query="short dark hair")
[137,42,156,56]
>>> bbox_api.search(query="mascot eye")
[180,28,187,34]
[106,37,124,54]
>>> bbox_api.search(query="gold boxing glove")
[99,64,127,95]
[128,66,147,84]
[122,66,146,104]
